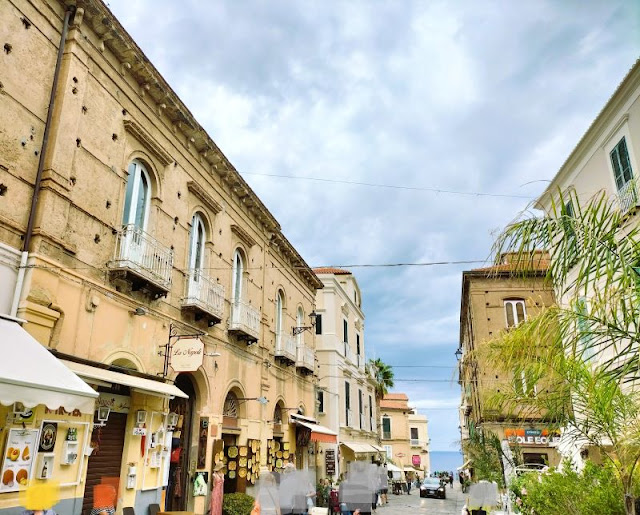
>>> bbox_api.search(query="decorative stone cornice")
[123,119,172,166]
[231,224,256,248]
[341,303,349,316]
[187,181,221,214]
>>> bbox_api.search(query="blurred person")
[210,462,225,515]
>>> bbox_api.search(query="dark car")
[420,477,446,499]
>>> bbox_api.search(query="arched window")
[296,306,304,345]
[232,250,244,304]
[275,290,284,345]
[504,299,526,328]
[223,391,239,418]
[274,403,283,424]
[189,214,206,277]
[122,160,151,229]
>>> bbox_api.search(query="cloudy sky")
[107,0,639,453]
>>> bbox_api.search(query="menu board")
[0,428,39,492]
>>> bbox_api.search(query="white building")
[313,268,382,479]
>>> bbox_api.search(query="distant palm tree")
[369,358,394,400]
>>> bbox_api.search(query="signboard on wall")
[171,338,204,372]
[0,428,39,493]
[325,449,336,476]
[505,428,560,446]
[412,455,421,467]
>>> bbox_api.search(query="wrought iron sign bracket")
[158,323,206,378]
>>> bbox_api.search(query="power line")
[241,172,535,200]
[19,259,486,273]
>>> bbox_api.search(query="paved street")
[377,482,465,514]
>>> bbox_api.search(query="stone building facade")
[379,393,430,476]
[0,0,321,513]
[458,255,561,477]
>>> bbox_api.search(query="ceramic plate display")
[228,446,238,458]
[238,457,247,468]
[276,451,283,459]
[283,451,290,459]
[283,442,289,451]
[222,456,228,464]
[228,470,236,479]
[252,441,258,453]
[228,461,236,471]
[276,459,283,468]
[247,459,252,469]
[238,468,247,478]
[239,446,247,457]
[274,441,280,451]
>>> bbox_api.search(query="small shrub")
[222,492,255,515]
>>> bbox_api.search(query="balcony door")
[121,160,151,264]
[231,250,245,325]
[187,214,206,299]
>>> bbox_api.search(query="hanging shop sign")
[505,428,561,446]
[325,449,336,476]
[412,455,421,467]
[0,428,39,493]
[171,338,204,372]
[98,393,130,414]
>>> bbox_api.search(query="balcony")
[359,413,365,429]
[344,343,355,364]
[357,354,365,370]
[109,224,173,296]
[370,418,376,432]
[382,430,391,440]
[275,334,297,363]
[345,409,353,427]
[410,439,420,446]
[229,300,260,343]
[618,179,639,214]
[182,270,225,324]
[296,344,315,374]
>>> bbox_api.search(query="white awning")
[385,463,403,472]
[0,318,98,414]
[371,445,385,452]
[62,361,188,399]
[289,412,318,424]
[341,441,379,454]
[294,420,337,443]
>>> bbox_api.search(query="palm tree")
[487,188,640,514]
[369,358,394,400]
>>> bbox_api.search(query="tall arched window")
[232,250,244,304]
[189,214,206,278]
[223,391,239,418]
[122,160,151,229]
[275,290,284,346]
[296,306,304,345]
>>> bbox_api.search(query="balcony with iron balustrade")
[229,299,260,343]
[275,334,297,363]
[296,344,315,374]
[343,343,356,364]
[181,270,225,325]
[108,224,173,297]
[618,178,639,215]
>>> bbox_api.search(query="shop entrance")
[82,386,130,515]
[166,374,196,511]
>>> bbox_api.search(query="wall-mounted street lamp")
[292,311,318,336]
[455,348,463,360]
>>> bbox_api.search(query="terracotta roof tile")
[313,267,352,275]
[380,393,409,409]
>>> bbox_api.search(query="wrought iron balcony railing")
[182,270,225,321]
[229,299,260,341]
[296,344,315,372]
[110,224,173,292]
[275,334,297,362]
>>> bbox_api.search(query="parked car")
[420,477,446,499]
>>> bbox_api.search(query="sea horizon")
[429,450,464,474]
